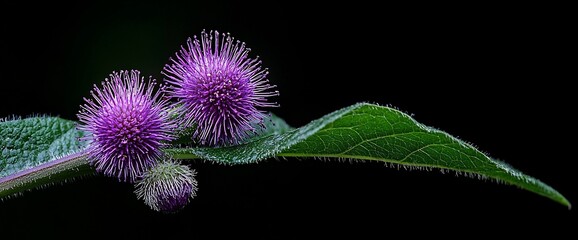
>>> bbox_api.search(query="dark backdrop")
[0,1,575,238]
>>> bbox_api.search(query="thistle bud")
[135,161,198,213]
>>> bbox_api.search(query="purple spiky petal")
[78,70,175,182]
[163,30,279,146]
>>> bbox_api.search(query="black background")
[0,1,575,239]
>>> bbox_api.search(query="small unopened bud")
[135,160,198,213]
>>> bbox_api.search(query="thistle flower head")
[135,160,198,213]
[163,30,279,146]
[78,70,175,182]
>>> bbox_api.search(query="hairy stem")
[0,151,89,198]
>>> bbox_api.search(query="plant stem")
[0,151,89,197]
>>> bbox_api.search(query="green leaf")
[0,117,90,198]
[168,103,570,207]
[0,105,570,208]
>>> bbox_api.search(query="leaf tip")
[560,197,571,210]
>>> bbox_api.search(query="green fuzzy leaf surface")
[0,105,570,208]
[0,117,89,198]
[168,103,570,207]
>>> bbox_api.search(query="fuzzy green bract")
[0,104,570,207]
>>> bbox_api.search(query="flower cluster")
[78,70,175,182]
[78,30,277,212]
[163,30,279,146]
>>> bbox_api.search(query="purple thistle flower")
[135,160,198,213]
[78,70,175,182]
[163,30,279,146]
